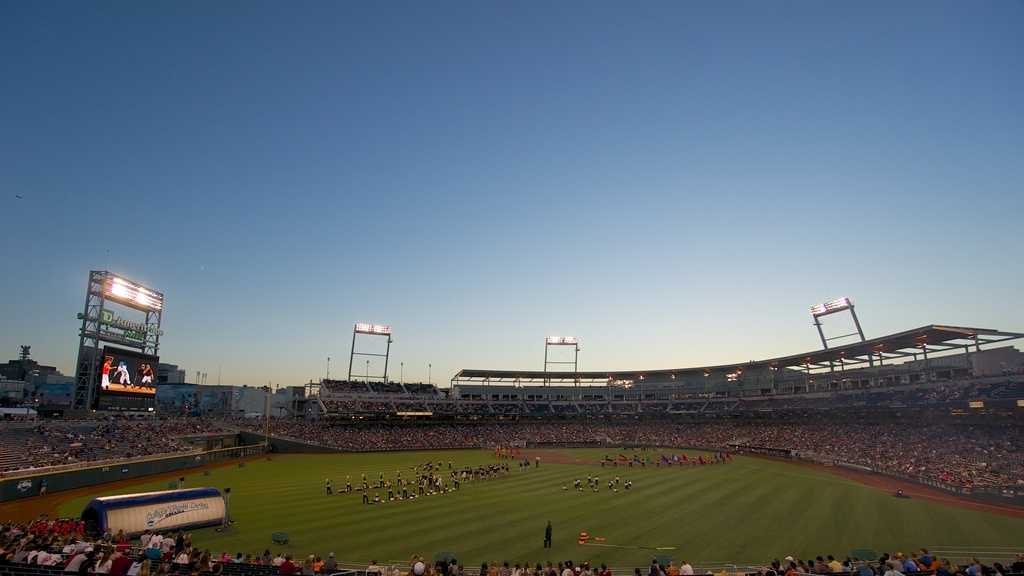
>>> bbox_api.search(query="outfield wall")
[836,462,1024,506]
[0,443,266,503]
[736,445,1024,506]
[237,431,341,453]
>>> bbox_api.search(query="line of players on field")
[564,475,632,492]
[323,460,512,505]
[600,451,733,467]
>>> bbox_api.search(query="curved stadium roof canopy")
[451,325,1024,385]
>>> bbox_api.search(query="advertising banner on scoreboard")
[99,346,159,395]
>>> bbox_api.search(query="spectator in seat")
[918,550,933,569]
[882,562,902,576]
[109,551,132,576]
[96,550,113,574]
[279,554,300,576]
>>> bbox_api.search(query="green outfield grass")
[59,449,1024,569]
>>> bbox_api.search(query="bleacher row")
[0,418,230,475]
[320,381,439,397]
[316,379,1024,417]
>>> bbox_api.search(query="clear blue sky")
[2,1,1022,386]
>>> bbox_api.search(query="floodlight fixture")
[810,297,852,317]
[355,323,391,336]
[103,274,164,312]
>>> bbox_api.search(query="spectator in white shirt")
[96,551,114,574]
[65,551,89,572]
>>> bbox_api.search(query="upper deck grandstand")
[314,324,1024,418]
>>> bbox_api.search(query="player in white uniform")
[114,361,131,385]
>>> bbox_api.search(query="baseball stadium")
[1,277,1023,576]
[4,5,1024,576]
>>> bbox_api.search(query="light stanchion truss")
[348,322,393,382]
[543,336,580,385]
[810,296,866,350]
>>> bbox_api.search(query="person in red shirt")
[109,552,133,576]
[279,555,300,576]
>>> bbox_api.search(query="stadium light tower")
[348,323,393,382]
[810,297,866,350]
[544,336,579,386]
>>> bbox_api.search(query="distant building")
[157,363,187,383]
[0,379,27,406]
[230,385,306,417]
[0,347,63,386]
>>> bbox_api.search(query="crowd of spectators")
[224,418,1023,489]
[2,520,1023,576]
[0,418,231,475]
[1,409,1019,489]
[313,378,1024,417]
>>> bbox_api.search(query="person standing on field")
[544,521,552,548]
